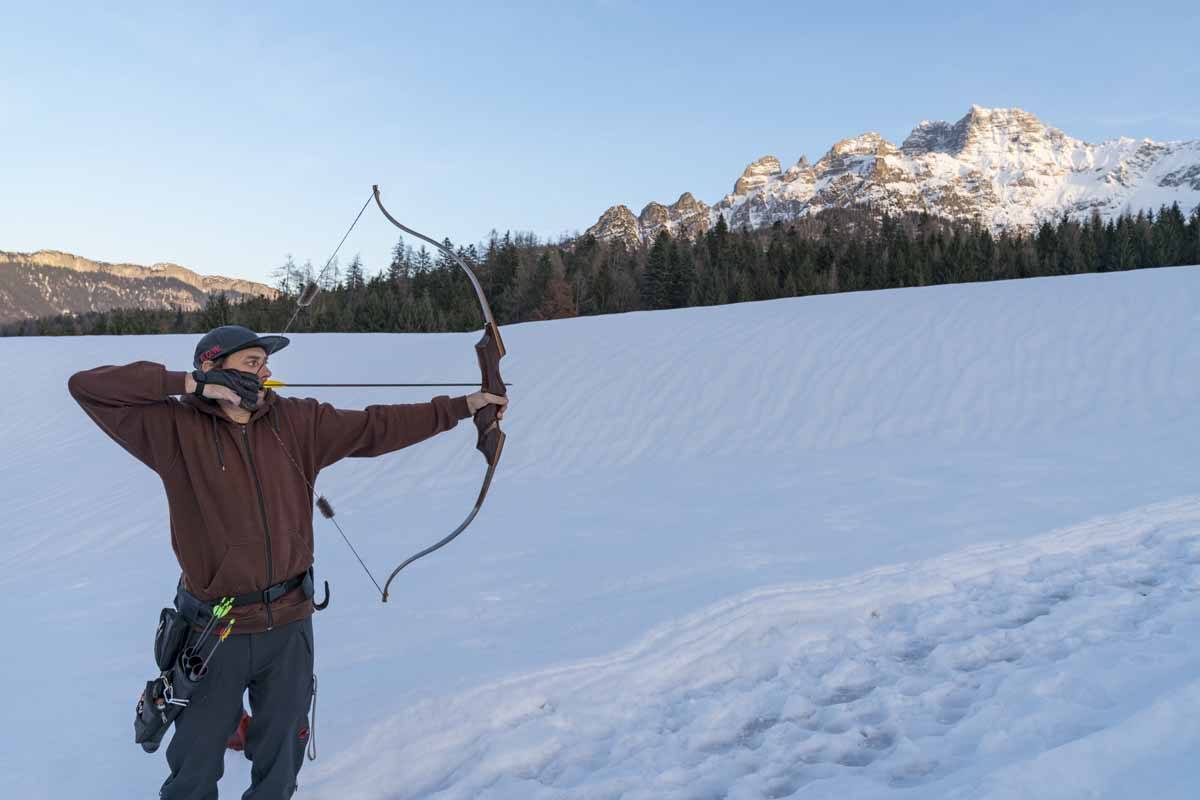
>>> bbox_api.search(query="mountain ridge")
[0,248,277,324]
[586,106,1200,247]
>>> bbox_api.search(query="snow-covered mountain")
[6,265,1200,798]
[0,249,277,323]
[587,106,1200,247]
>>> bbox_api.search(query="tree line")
[5,202,1198,338]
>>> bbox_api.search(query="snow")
[301,499,1200,800]
[4,265,1200,798]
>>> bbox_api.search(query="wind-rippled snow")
[3,266,1200,798]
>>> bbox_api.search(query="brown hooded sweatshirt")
[68,361,472,633]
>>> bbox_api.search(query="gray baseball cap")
[193,325,290,369]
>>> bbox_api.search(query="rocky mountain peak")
[903,106,1066,157]
[639,202,670,225]
[822,132,896,161]
[781,156,816,184]
[901,120,958,155]
[587,191,714,246]
[733,156,783,195]
[812,132,899,181]
[671,192,707,215]
[586,205,641,247]
[955,105,1070,155]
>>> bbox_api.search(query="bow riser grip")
[473,325,507,466]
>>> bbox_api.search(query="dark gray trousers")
[161,617,314,800]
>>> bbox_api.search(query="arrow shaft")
[266,382,505,388]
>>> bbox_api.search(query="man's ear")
[200,361,215,373]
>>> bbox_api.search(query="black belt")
[175,568,328,627]
[230,571,309,607]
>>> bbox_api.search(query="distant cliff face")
[585,106,1200,248]
[0,249,277,324]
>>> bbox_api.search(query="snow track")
[308,499,1200,799]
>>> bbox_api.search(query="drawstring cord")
[307,675,318,761]
[210,416,226,471]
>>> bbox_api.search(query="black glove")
[191,369,262,410]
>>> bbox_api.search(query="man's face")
[202,347,271,405]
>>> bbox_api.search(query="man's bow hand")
[466,392,507,421]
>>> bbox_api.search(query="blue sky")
[2,1,1196,285]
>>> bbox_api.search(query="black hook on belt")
[313,580,330,611]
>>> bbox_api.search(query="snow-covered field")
[3,266,1200,798]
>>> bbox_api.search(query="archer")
[68,324,506,800]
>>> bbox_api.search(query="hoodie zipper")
[242,423,275,630]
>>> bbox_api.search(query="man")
[67,325,507,800]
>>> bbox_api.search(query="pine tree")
[271,255,300,294]
[387,240,408,285]
[1154,203,1185,266]
[641,232,672,310]
[1188,206,1200,265]
[345,254,366,292]
[1117,217,1138,270]
[666,240,696,308]
[413,247,433,274]
[516,252,555,319]
[1035,222,1057,273]
[199,293,232,330]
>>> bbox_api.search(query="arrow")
[264,381,506,389]
[191,619,236,680]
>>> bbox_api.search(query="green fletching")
[214,598,234,619]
